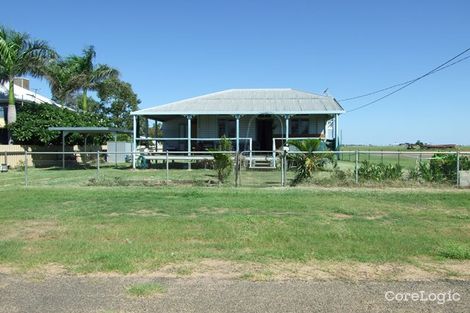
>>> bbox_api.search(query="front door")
[257,118,273,151]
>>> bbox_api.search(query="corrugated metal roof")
[132,88,345,116]
[0,82,61,107]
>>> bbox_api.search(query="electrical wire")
[341,47,470,113]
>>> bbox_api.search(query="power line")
[339,54,470,101]
[343,47,470,113]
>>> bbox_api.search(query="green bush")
[210,136,233,184]
[410,154,470,182]
[358,160,403,181]
[288,139,337,186]
[8,103,111,145]
[430,154,470,182]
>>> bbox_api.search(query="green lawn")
[0,166,294,188]
[0,186,469,274]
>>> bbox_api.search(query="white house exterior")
[131,88,344,156]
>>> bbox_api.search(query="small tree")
[289,139,335,185]
[211,136,233,184]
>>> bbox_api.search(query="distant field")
[0,186,469,276]
[341,145,470,151]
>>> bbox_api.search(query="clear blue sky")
[3,0,470,144]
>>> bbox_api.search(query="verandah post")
[132,115,137,169]
[186,115,192,170]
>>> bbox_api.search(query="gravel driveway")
[0,274,468,313]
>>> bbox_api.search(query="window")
[218,119,236,137]
[290,118,309,136]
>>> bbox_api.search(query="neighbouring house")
[131,88,345,155]
[0,78,61,144]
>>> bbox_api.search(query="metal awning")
[48,127,132,134]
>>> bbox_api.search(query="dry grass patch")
[0,220,61,241]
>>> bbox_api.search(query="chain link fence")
[1,149,469,188]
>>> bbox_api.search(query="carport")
[48,127,132,168]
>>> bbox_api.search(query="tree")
[46,46,118,111]
[72,46,119,111]
[44,58,80,107]
[288,139,336,185]
[97,77,140,130]
[0,26,56,126]
[210,136,233,184]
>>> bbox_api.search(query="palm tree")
[44,59,78,107]
[67,46,118,111]
[288,139,336,185]
[0,26,56,125]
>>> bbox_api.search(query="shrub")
[8,102,111,145]
[332,168,351,181]
[288,139,336,186]
[410,154,470,182]
[358,160,403,181]
[210,136,233,184]
[430,154,470,182]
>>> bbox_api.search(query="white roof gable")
[133,88,345,116]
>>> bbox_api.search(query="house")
[0,78,61,144]
[131,88,344,158]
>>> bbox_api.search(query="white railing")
[135,137,253,169]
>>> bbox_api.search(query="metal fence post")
[235,152,239,187]
[456,151,460,188]
[281,152,285,186]
[355,150,359,184]
[165,150,169,183]
[24,151,28,187]
[381,150,384,163]
[397,151,401,166]
[96,151,100,177]
[283,151,288,186]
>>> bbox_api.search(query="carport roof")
[48,127,132,134]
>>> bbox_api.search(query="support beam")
[132,115,137,169]
[284,115,290,144]
[186,115,192,170]
[234,115,240,152]
[334,114,339,150]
